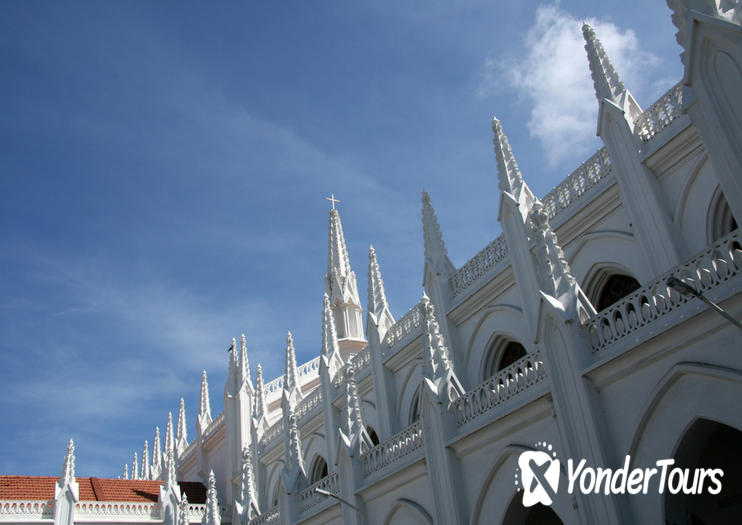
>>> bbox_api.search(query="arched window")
[665,419,742,523]
[708,188,738,243]
[271,480,282,508]
[308,455,328,484]
[595,274,641,311]
[482,338,527,381]
[366,426,380,446]
[408,387,421,424]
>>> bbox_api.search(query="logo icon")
[515,442,560,507]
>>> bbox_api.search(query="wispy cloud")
[478,4,657,165]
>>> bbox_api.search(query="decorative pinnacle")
[367,246,390,319]
[421,190,449,263]
[492,117,525,194]
[202,470,221,525]
[283,407,306,478]
[239,334,251,386]
[239,446,258,519]
[141,441,150,480]
[177,493,190,525]
[254,364,267,421]
[582,23,626,104]
[321,293,340,360]
[199,370,212,425]
[132,452,139,480]
[421,294,452,378]
[165,412,175,456]
[61,439,75,485]
[529,201,577,298]
[229,337,238,367]
[152,427,162,469]
[123,464,129,480]
[163,447,177,491]
[176,398,188,449]
[283,332,300,397]
[344,363,365,439]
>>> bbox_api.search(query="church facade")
[2,3,742,524]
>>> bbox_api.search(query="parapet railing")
[260,419,284,449]
[247,506,279,525]
[0,500,54,519]
[634,81,683,143]
[352,346,371,376]
[201,412,224,442]
[75,501,161,520]
[298,472,339,515]
[263,356,320,399]
[588,229,742,352]
[295,387,323,422]
[383,301,424,349]
[363,421,424,477]
[450,234,509,298]
[452,350,547,427]
[541,147,613,222]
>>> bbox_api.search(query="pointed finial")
[421,294,452,378]
[367,246,391,320]
[229,337,238,366]
[177,493,190,525]
[582,23,626,104]
[326,205,353,282]
[165,412,175,456]
[237,445,259,521]
[491,117,526,194]
[151,427,162,479]
[283,331,301,399]
[239,334,251,386]
[163,447,177,490]
[202,470,221,525]
[124,464,129,480]
[321,293,341,362]
[132,452,139,480]
[254,364,267,422]
[60,439,75,485]
[199,370,213,429]
[421,191,449,263]
[529,201,577,298]
[141,441,150,480]
[176,398,188,452]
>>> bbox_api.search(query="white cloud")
[479,4,657,165]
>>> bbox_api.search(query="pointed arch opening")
[583,265,640,312]
[409,386,421,425]
[707,188,738,244]
[664,418,742,524]
[366,425,380,446]
[501,492,564,525]
[308,455,328,484]
[481,338,527,381]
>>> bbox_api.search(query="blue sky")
[0,1,683,477]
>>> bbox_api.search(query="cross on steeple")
[325,193,341,209]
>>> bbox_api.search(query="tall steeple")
[367,246,395,338]
[151,427,162,480]
[197,371,213,437]
[325,204,365,357]
[176,398,188,456]
[582,24,642,123]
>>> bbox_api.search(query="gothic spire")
[198,370,213,433]
[132,452,139,480]
[176,398,188,454]
[254,364,267,423]
[202,471,221,525]
[367,246,395,334]
[141,441,150,480]
[582,23,626,104]
[151,427,162,479]
[327,208,353,284]
[239,334,251,387]
[60,439,75,486]
[283,332,302,404]
[165,412,175,457]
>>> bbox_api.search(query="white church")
[2,2,742,524]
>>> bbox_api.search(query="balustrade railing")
[201,413,224,442]
[295,387,323,421]
[634,81,683,143]
[352,346,371,376]
[247,506,279,525]
[363,421,424,477]
[263,357,320,399]
[383,302,424,348]
[450,234,509,298]
[541,147,613,222]
[298,472,339,514]
[589,229,742,352]
[75,501,160,519]
[452,350,547,427]
[260,419,284,449]
[0,500,54,519]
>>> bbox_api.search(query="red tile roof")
[0,476,206,503]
